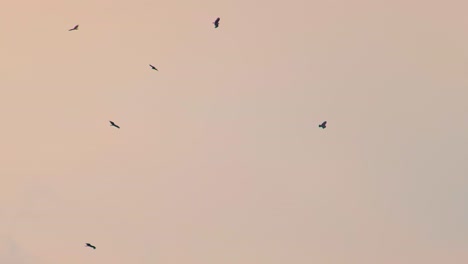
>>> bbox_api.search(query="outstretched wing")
[322,121,327,126]
[86,244,96,249]
[214,18,220,27]
[110,121,120,129]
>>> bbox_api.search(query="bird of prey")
[149,64,158,71]
[85,243,96,250]
[109,121,120,129]
[213,17,220,28]
[69,25,79,31]
[319,121,327,129]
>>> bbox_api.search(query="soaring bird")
[149,64,158,71]
[85,243,96,250]
[69,25,79,31]
[319,121,327,129]
[213,17,220,28]
[109,121,120,129]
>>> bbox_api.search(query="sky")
[1,0,468,263]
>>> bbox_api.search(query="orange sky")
[1,0,468,263]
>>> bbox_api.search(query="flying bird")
[85,243,96,250]
[69,25,79,31]
[109,121,120,129]
[213,17,220,28]
[149,64,158,71]
[319,121,327,129]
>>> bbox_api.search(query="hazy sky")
[1,0,468,263]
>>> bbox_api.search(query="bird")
[109,121,120,129]
[213,17,220,28]
[69,25,79,31]
[149,64,158,71]
[319,121,327,129]
[85,243,96,250]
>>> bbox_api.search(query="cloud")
[0,237,32,264]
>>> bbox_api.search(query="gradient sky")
[1,0,468,263]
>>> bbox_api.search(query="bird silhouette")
[85,243,96,250]
[110,121,120,129]
[69,25,79,31]
[319,121,327,129]
[149,64,158,71]
[213,17,220,28]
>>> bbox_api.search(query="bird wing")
[215,18,220,23]
[322,121,327,126]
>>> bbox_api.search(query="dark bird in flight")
[69,25,79,31]
[213,17,220,28]
[319,121,327,129]
[85,243,96,250]
[109,121,120,129]
[149,64,158,71]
